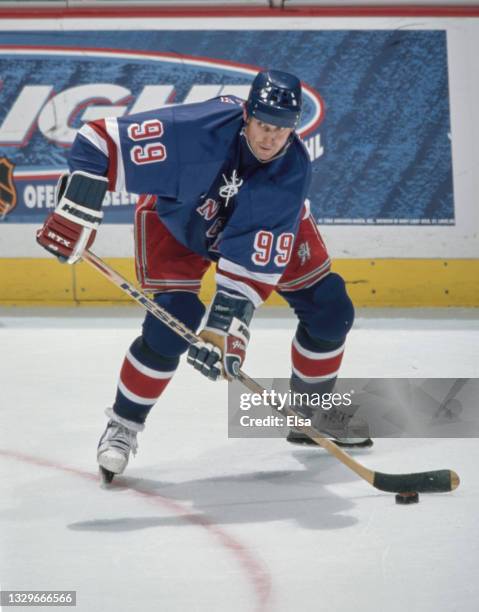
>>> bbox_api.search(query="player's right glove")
[187,291,254,381]
[36,170,108,263]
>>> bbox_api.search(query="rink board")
[0,13,478,305]
[1,257,477,307]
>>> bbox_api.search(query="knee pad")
[286,273,354,344]
[142,292,206,358]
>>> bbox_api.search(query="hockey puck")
[395,491,419,504]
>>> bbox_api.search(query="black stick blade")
[373,469,460,494]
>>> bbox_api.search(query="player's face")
[244,116,293,161]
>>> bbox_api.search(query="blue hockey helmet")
[245,69,302,129]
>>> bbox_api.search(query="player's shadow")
[69,446,373,534]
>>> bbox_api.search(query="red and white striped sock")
[291,335,345,383]
[113,345,178,424]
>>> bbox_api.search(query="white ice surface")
[1,308,478,612]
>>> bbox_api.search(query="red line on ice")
[0,448,272,612]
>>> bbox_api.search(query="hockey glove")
[36,171,108,264]
[187,291,254,381]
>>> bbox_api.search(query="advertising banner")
[0,29,453,226]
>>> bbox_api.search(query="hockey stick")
[82,249,460,495]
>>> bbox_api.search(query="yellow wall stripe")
[0,258,478,307]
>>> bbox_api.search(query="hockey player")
[36,69,370,481]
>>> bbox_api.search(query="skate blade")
[333,438,373,449]
[288,436,373,449]
[99,466,115,485]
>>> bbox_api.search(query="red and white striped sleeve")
[77,119,126,192]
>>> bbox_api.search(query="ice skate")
[287,403,373,449]
[97,408,143,483]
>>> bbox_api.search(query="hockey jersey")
[69,96,311,306]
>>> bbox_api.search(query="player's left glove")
[36,170,108,263]
[187,291,254,381]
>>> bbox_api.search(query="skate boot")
[97,408,144,483]
[287,403,373,449]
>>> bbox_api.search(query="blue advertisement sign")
[0,30,453,225]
